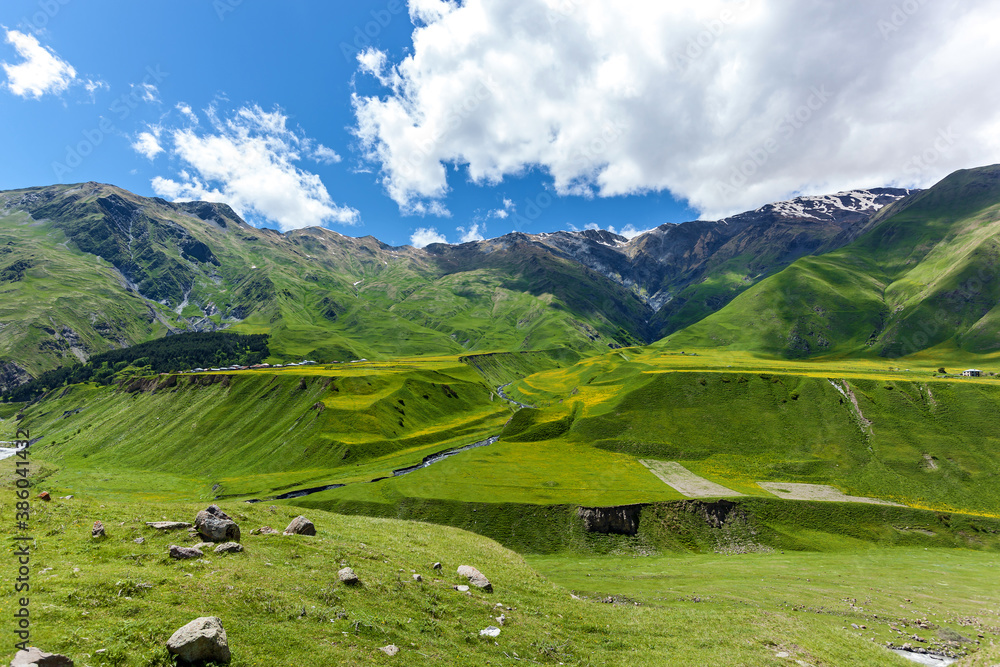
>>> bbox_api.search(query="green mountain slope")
[0,183,652,388]
[665,164,1000,357]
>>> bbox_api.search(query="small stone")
[457,565,492,592]
[91,521,105,538]
[169,545,204,560]
[480,626,501,638]
[133,537,145,544]
[379,645,399,657]
[37,491,51,501]
[455,585,470,593]
[259,526,280,535]
[776,652,790,658]
[412,574,422,582]
[166,616,230,664]
[214,542,243,554]
[338,567,360,585]
[496,614,506,626]
[432,562,442,570]
[283,516,316,536]
[10,647,74,666]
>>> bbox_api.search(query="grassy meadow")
[5,345,1000,664]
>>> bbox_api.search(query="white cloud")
[148,104,360,231]
[131,82,159,103]
[132,127,164,160]
[488,197,514,219]
[176,102,197,123]
[311,144,342,164]
[410,226,448,247]
[457,222,485,242]
[618,224,649,240]
[354,0,1000,218]
[582,222,649,240]
[2,30,77,99]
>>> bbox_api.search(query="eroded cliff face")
[576,504,645,535]
[0,361,31,395]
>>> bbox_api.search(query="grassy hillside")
[7,358,513,499]
[666,165,1000,357]
[8,473,975,666]
[0,184,650,384]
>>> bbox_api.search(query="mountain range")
[3,164,1000,391]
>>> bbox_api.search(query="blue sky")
[2,1,999,246]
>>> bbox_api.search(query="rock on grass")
[283,516,316,535]
[458,565,493,592]
[166,616,231,665]
[10,647,74,666]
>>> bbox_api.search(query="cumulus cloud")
[132,127,164,160]
[457,222,485,242]
[354,0,1000,218]
[410,226,448,247]
[2,29,77,98]
[583,222,650,240]
[311,144,342,164]
[147,104,359,231]
[488,197,514,219]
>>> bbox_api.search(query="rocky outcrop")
[577,505,645,535]
[0,361,32,394]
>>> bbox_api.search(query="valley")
[4,166,1000,665]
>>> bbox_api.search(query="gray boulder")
[283,516,316,536]
[10,647,74,666]
[457,565,493,592]
[338,567,360,585]
[169,545,204,560]
[166,617,231,665]
[146,521,192,531]
[194,508,240,543]
[214,542,243,554]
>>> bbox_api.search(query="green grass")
[8,462,996,666]
[529,548,1000,663]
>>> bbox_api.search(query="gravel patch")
[758,482,903,506]
[640,460,743,498]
